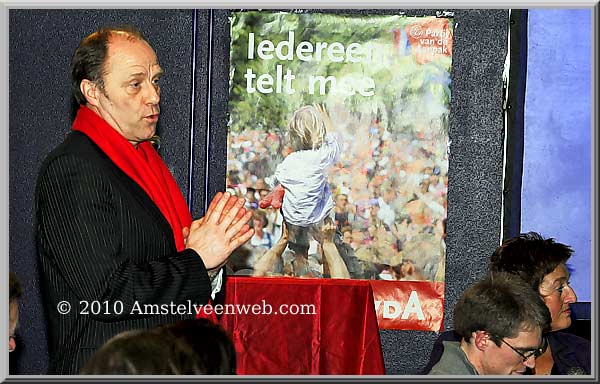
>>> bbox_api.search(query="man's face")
[481,329,542,375]
[91,34,163,145]
[539,263,577,331]
[252,218,265,229]
[336,194,348,208]
[343,231,352,244]
[351,230,364,244]
[9,300,18,352]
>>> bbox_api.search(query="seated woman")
[422,232,590,375]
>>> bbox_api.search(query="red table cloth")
[220,276,385,375]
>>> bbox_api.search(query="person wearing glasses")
[423,232,590,375]
[489,232,590,374]
[428,272,550,375]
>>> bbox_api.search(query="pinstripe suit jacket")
[35,131,213,374]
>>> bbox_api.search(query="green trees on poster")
[228,11,452,137]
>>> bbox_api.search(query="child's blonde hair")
[287,105,327,151]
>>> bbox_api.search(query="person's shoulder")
[440,340,461,348]
[549,331,591,374]
[283,150,308,161]
[41,132,106,166]
[37,132,110,182]
[436,330,461,343]
[275,151,307,174]
[427,341,463,375]
[550,331,590,347]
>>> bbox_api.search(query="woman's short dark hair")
[454,272,551,346]
[490,232,573,291]
[70,25,146,105]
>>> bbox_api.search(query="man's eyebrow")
[519,344,541,352]
[127,72,146,79]
[127,67,163,79]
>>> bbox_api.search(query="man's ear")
[80,79,100,107]
[473,330,491,351]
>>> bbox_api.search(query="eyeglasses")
[555,281,575,295]
[541,280,575,297]
[499,336,548,362]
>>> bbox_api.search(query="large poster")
[227,11,452,330]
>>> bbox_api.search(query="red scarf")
[72,105,192,251]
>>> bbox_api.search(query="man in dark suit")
[35,25,254,375]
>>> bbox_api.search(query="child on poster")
[262,104,340,261]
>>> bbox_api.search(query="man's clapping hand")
[183,192,254,271]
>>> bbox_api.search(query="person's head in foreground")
[431,272,550,375]
[154,319,237,375]
[490,231,577,332]
[80,329,201,375]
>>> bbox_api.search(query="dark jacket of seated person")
[422,329,590,375]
